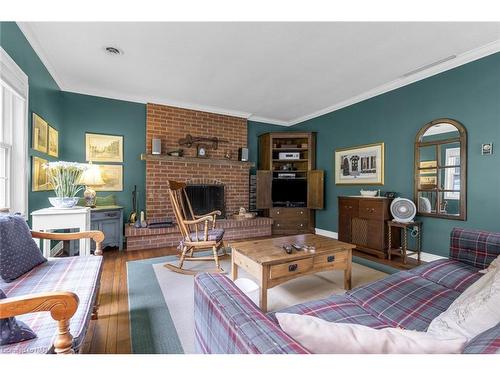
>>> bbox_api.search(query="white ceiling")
[18,22,500,125]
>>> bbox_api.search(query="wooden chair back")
[167,180,196,240]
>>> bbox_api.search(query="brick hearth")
[125,218,273,251]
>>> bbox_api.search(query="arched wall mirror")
[414,118,467,220]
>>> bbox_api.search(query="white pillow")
[427,265,500,340]
[276,313,466,354]
[479,254,500,274]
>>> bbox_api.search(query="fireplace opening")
[185,184,225,218]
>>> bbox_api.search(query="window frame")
[0,47,29,216]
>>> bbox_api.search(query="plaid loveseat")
[0,256,102,354]
[194,228,500,354]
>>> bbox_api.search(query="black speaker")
[238,147,249,162]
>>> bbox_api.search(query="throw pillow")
[0,289,37,346]
[0,214,47,282]
[276,313,466,354]
[427,265,500,340]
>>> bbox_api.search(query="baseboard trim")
[314,228,338,239]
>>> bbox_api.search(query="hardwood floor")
[80,239,419,354]
[80,246,177,354]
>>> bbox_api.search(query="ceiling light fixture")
[104,46,123,56]
[402,55,457,78]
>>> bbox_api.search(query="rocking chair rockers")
[164,180,227,275]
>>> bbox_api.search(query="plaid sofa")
[194,228,500,354]
[0,256,102,354]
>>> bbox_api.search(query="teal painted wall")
[61,92,146,220]
[291,52,500,256]
[0,22,64,215]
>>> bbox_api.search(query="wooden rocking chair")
[164,180,227,275]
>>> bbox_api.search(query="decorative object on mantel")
[232,207,256,220]
[334,142,384,185]
[78,161,105,207]
[166,149,184,157]
[152,138,162,155]
[140,153,255,167]
[224,150,232,159]
[45,161,86,208]
[128,185,138,224]
[178,133,229,150]
[196,144,208,158]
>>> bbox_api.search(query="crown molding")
[16,22,65,90]
[62,86,255,119]
[287,39,500,126]
[247,115,289,126]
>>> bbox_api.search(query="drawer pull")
[288,264,298,272]
[327,255,335,263]
[106,213,117,217]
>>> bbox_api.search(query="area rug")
[127,252,388,354]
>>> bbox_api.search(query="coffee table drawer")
[269,258,313,280]
[313,251,347,269]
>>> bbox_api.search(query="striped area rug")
[126,252,389,354]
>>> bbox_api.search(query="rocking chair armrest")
[194,210,222,218]
[183,216,214,225]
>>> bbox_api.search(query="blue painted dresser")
[90,206,124,251]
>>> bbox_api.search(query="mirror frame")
[414,118,467,221]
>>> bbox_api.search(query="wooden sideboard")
[338,196,397,258]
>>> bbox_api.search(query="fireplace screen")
[185,184,225,218]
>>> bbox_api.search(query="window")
[0,47,28,215]
[444,147,460,200]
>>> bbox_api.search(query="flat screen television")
[272,179,307,207]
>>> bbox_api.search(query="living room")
[1,1,500,372]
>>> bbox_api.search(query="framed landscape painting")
[32,156,51,191]
[32,113,48,153]
[94,164,123,191]
[86,133,123,162]
[335,142,384,185]
[48,126,59,157]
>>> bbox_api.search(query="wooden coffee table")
[231,234,355,312]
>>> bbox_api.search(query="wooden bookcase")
[256,132,324,235]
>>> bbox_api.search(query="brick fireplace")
[124,103,273,250]
[145,103,250,219]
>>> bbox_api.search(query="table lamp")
[78,162,105,207]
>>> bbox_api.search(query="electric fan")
[390,198,417,223]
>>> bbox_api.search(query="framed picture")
[85,133,123,162]
[94,164,123,191]
[32,113,48,153]
[48,126,59,157]
[32,156,51,191]
[335,142,384,185]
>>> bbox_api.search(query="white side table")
[31,207,91,257]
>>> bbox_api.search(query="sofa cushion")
[346,271,460,331]
[0,214,47,283]
[450,228,500,269]
[0,289,37,346]
[409,259,482,293]
[463,322,500,354]
[268,294,391,329]
[0,256,102,354]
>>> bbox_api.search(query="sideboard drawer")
[269,258,313,280]
[359,200,385,220]
[338,198,359,216]
[91,210,121,221]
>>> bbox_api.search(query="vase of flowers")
[45,161,87,208]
